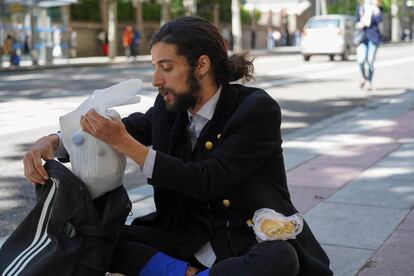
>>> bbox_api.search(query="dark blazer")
[123,83,332,275]
[355,5,384,45]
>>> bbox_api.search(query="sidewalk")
[1,50,413,275]
[0,46,301,72]
[0,91,414,276]
[0,90,413,275]
[122,89,414,275]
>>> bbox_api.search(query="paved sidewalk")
[122,90,414,275]
[1,90,413,275]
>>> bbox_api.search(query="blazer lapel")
[198,83,240,142]
[168,111,190,156]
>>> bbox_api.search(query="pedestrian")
[131,27,141,59]
[122,24,134,59]
[52,25,62,57]
[23,16,332,276]
[266,27,275,49]
[67,26,78,58]
[97,29,108,56]
[355,0,384,91]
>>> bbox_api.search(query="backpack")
[0,160,131,276]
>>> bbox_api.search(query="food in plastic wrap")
[250,208,303,242]
[59,79,143,199]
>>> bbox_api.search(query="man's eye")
[163,67,172,72]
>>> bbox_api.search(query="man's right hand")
[23,135,59,185]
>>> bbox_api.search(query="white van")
[300,15,356,61]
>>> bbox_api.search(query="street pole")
[108,0,117,59]
[0,1,3,68]
[321,0,327,15]
[231,0,242,52]
[315,0,321,16]
[391,0,400,41]
[161,0,171,26]
[133,0,145,54]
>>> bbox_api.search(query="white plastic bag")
[59,79,143,199]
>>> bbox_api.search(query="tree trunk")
[391,0,400,41]
[134,0,145,53]
[161,0,171,26]
[213,2,220,27]
[100,0,108,31]
[108,0,117,59]
[231,0,242,52]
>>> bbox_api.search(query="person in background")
[68,26,78,58]
[266,27,275,49]
[23,16,332,276]
[122,24,134,59]
[131,27,141,59]
[355,0,384,91]
[97,29,108,56]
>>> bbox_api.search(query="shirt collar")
[188,85,222,121]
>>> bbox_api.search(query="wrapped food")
[250,208,303,242]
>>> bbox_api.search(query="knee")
[259,241,300,276]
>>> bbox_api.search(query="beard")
[159,69,201,112]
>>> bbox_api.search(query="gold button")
[222,199,231,207]
[246,219,254,227]
[205,141,213,150]
[217,133,221,139]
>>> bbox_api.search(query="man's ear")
[196,55,211,78]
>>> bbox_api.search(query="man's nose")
[152,70,164,88]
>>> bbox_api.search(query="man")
[24,16,332,275]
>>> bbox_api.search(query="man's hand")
[80,109,128,152]
[81,109,149,166]
[23,135,58,185]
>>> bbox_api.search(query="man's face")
[151,42,201,112]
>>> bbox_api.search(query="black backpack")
[0,160,131,276]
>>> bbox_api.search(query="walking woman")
[355,0,384,90]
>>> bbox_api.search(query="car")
[300,15,356,61]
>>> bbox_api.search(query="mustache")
[158,87,175,96]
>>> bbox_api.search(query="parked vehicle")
[301,15,356,61]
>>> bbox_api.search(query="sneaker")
[366,82,373,91]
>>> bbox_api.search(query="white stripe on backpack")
[2,178,58,276]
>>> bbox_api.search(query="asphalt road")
[0,42,413,236]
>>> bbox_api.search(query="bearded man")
[24,16,332,276]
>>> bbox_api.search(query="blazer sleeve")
[151,92,283,201]
[122,107,153,146]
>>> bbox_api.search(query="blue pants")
[356,41,378,83]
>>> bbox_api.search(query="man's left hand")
[80,109,126,149]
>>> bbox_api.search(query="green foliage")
[70,0,260,24]
[240,8,261,24]
[143,2,161,21]
[327,0,403,15]
[118,0,135,23]
[70,0,162,22]
[328,0,357,15]
[70,0,100,21]
[171,0,185,17]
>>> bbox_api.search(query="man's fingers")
[23,154,46,185]
[86,109,105,121]
[80,115,96,135]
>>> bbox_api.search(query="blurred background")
[0,0,413,67]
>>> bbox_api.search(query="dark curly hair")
[150,16,254,85]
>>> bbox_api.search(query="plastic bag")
[59,79,143,199]
[249,208,303,242]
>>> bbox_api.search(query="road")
[0,42,413,237]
